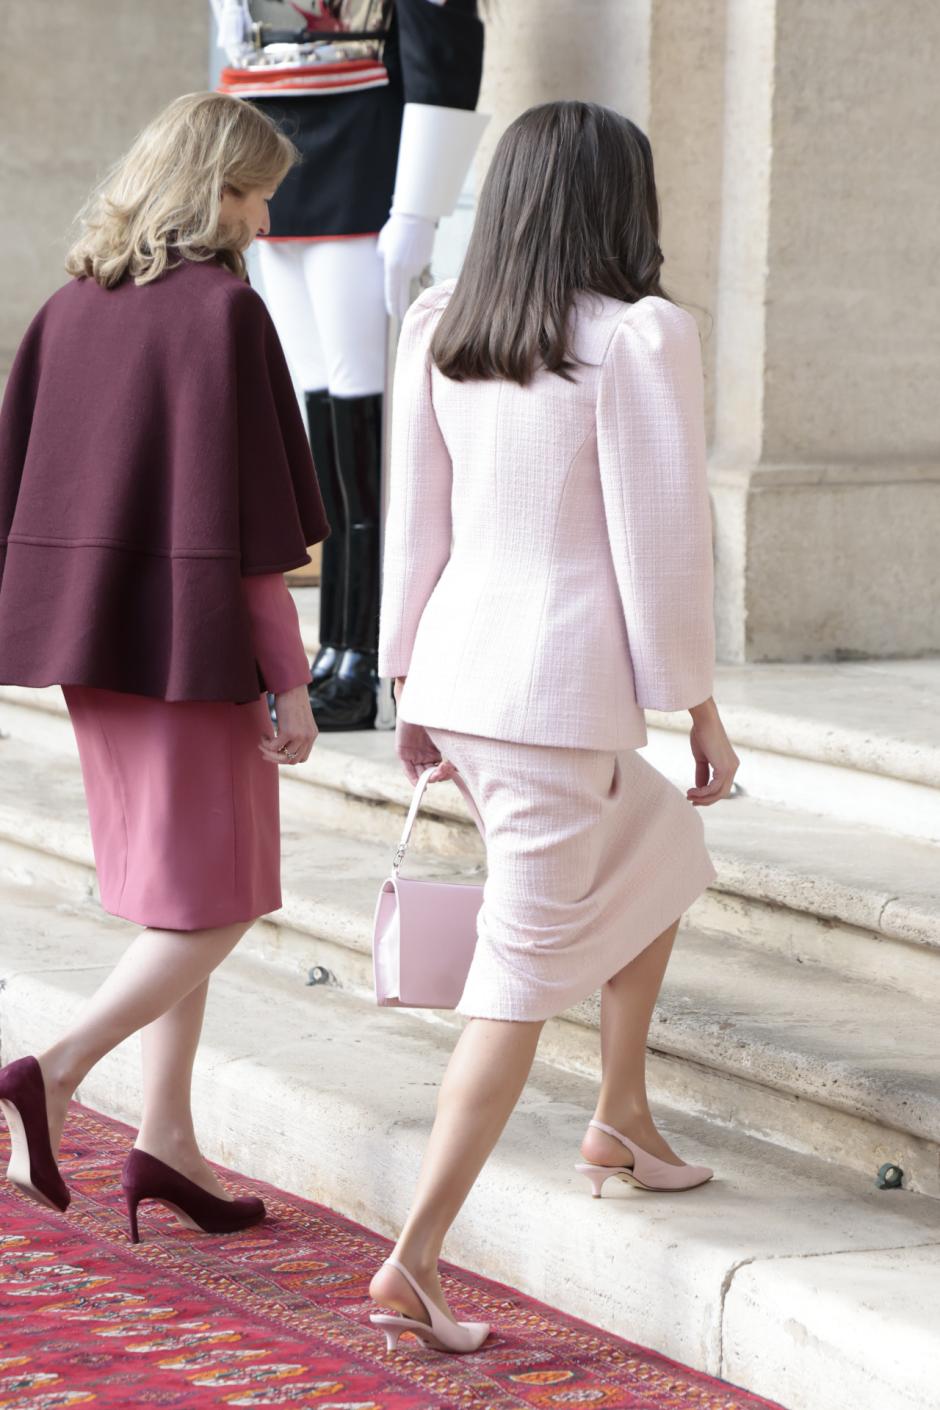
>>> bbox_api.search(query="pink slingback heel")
[369,1257,491,1354]
[575,1117,713,1195]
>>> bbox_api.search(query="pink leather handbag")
[372,766,485,1009]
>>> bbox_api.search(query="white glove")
[377,212,437,321]
[212,0,252,63]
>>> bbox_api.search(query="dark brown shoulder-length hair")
[431,101,667,385]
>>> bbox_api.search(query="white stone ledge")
[654,655,940,757]
[722,1244,940,1410]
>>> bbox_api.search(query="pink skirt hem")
[427,728,716,1024]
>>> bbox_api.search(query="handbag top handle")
[393,766,486,873]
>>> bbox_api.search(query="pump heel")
[0,1057,70,1212]
[120,1149,265,1244]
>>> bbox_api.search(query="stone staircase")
[1,591,939,1410]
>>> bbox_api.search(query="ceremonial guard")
[212,0,487,729]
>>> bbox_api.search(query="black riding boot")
[304,389,346,692]
[309,393,382,731]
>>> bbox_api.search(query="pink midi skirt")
[427,728,717,1023]
[64,686,281,932]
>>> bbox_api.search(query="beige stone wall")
[763,0,940,465]
[0,1,207,378]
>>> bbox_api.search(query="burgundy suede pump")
[121,1148,266,1244]
[0,1056,71,1212]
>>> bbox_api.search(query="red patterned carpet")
[0,1105,785,1410]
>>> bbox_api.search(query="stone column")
[0,1,207,380]
[708,0,940,661]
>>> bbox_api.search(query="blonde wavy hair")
[65,92,300,288]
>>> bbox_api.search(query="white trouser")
[255,237,387,397]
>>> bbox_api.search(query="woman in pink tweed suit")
[369,101,739,1352]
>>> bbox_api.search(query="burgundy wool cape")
[0,255,329,704]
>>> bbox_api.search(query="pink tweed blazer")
[378,280,715,750]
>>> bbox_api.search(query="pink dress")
[63,576,310,933]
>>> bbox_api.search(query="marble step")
[642,658,940,845]
[1,732,938,1194]
[1,883,938,1410]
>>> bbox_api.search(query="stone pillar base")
[711,463,940,662]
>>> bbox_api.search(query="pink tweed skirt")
[427,728,716,1023]
[64,686,281,932]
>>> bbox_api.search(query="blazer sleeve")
[378,288,454,679]
[595,299,715,712]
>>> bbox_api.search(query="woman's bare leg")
[133,979,230,1198]
[370,1016,543,1323]
[37,921,250,1157]
[580,919,685,1169]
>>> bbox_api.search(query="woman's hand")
[259,684,318,766]
[394,676,456,785]
[686,697,739,805]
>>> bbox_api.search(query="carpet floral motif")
[0,1106,785,1410]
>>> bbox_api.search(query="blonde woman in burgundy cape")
[0,94,327,1240]
[371,101,739,1351]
